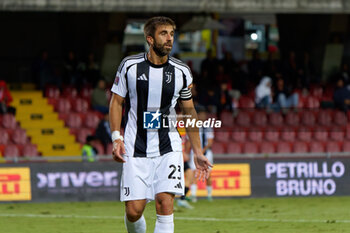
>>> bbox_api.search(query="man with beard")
[109,16,212,233]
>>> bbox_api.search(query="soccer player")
[109,16,212,233]
[187,105,214,202]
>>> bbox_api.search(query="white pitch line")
[0,213,350,224]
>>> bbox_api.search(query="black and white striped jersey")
[111,52,193,157]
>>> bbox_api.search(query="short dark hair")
[144,16,176,39]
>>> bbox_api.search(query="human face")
[149,24,174,57]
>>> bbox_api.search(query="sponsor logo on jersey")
[114,76,120,85]
[0,168,31,201]
[137,73,148,81]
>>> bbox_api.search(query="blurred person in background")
[81,135,98,162]
[95,113,112,153]
[333,78,350,112]
[32,49,57,90]
[82,52,101,87]
[274,78,299,111]
[0,81,16,115]
[187,105,214,202]
[91,79,109,114]
[255,76,273,109]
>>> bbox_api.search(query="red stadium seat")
[238,96,255,109]
[79,86,93,99]
[2,114,17,129]
[281,128,296,142]
[227,142,242,154]
[285,112,300,126]
[293,141,309,153]
[317,110,332,126]
[22,144,39,157]
[253,111,267,126]
[45,85,60,98]
[62,86,78,98]
[11,129,27,145]
[310,85,323,99]
[231,129,247,142]
[260,142,275,154]
[243,142,258,154]
[309,141,325,153]
[276,142,292,153]
[313,127,328,141]
[84,113,100,129]
[304,96,320,108]
[75,128,94,144]
[220,111,233,126]
[236,111,251,127]
[268,112,284,126]
[329,127,345,141]
[4,144,20,158]
[66,114,82,128]
[326,141,341,153]
[297,127,312,142]
[342,141,350,151]
[264,130,279,142]
[71,98,89,113]
[55,98,71,113]
[334,111,347,126]
[211,142,226,154]
[106,143,113,155]
[215,131,231,142]
[247,130,263,142]
[301,111,316,126]
[0,130,9,144]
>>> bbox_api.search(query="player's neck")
[147,50,168,65]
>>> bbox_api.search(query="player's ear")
[146,36,154,46]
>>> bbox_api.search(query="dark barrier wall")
[0,158,349,202]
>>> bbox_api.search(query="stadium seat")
[297,127,312,142]
[238,96,255,109]
[211,142,226,154]
[293,141,309,153]
[71,98,89,113]
[326,141,341,153]
[253,111,267,126]
[227,142,242,154]
[268,112,284,126]
[317,110,332,126]
[285,112,300,126]
[304,96,320,108]
[79,86,93,99]
[62,86,78,98]
[260,142,276,154]
[264,130,279,142]
[4,144,20,158]
[84,113,100,129]
[301,111,316,126]
[231,129,247,142]
[2,114,17,129]
[280,128,296,142]
[56,98,71,113]
[22,144,39,157]
[0,130,9,144]
[342,141,350,151]
[334,111,347,126]
[247,130,263,142]
[329,127,345,141]
[220,111,233,126]
[66,114,82,128]
[313,127,328,141]
[243,142,258,154]
[11,129,27,145]
[106,143,113,155]
[276,142,292,153]
[45,85,60,98]
[215,131,231,142]
[75,128,94,144]
[309,141,325,153]
[236,111,251,127]
[310,85,323,99]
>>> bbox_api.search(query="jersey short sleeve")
[111,62,128,98]
[179,67,193,101]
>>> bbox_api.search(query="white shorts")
[120,151,185,202]
[189,150,214,170]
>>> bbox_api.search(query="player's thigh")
[121,156,154,201]
[154,152,184,196]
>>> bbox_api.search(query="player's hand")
[112,139,126,163]
[194,153,213,181]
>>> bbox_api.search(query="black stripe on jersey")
[169,57,193,79]
[134,61,149,157]
[158,64,175,155]
[117,53,144,74]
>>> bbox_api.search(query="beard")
[152,39,172,57]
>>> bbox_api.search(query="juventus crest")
[165,72,172,84]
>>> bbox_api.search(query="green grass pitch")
[0,196,350,233]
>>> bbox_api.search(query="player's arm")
[109,93,126,162]
[180,99,212,180]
